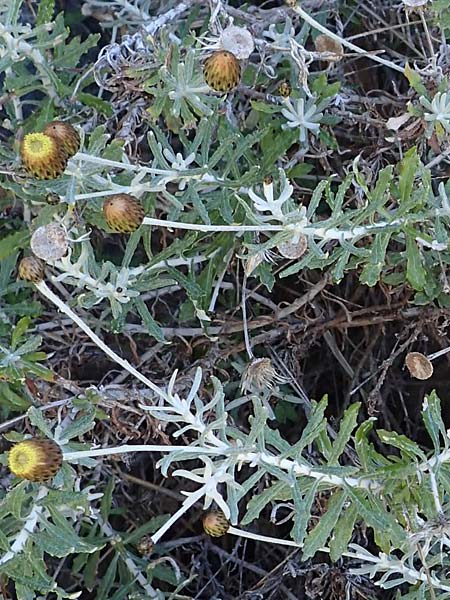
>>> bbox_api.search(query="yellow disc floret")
[20,132,68,180]
[8,438,63,482]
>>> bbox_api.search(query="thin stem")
[292,5,405,74]
[36,281,169,401]
[242,273,254,360]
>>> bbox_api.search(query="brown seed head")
[18,256,45,283]
[277,234,308,259]
[8,438,63,482]
[43,121,80,159]
[20,132,68,180]
[103,194,145,233]
[203,50,241,93]
[202,510,230,537]
[314,35,344,62]
[405,352,433,380]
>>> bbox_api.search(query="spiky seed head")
[30,223,69,261]
[278,81,292,98]
[241,357,288,393]
[43,121,80,158]
[103,194,145,233]
[405,352,433,380]
[277,234,308,259]
[8,438,63,481]
[202,510,230,537]
[314,35,344,62]
[203,50,241,93]
[20,132,68,180]
[18,256,45,283]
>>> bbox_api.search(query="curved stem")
[293,5,405,74]
[36,281,169,401]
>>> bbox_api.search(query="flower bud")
[103,194,145,233]
[8,438,63,481]
[18,256,45,283]
[43,121,81,159]
[202,510,230,537]
[203,50,241,93]
[20,132,68,180]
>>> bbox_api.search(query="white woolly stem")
[62,445,223,462]
[151,488,205,544]
[0,486,48,566]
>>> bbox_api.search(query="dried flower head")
[202,510,230,537]
[314,35,344,62]
[8,438,63,481]
[103,194,145,233]
[220,26,254,60]
[20,132,68,179]
[277,233,308,259]
[405,352,433,380]
[30,223,69,261]
[18,256,45,283]
[241,357,287,393]
[43,121,80,158]
[203,50,241,93]
[278,81,292,98]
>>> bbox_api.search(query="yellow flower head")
[202,510,230,537]
[8,438,63,482]
[20,132,68,180]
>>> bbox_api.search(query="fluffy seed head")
[20,132,68,180]
[31,223,69,261]
[202,510,230,537]
[203,50,241,93]
[43,121,80,158]
[220,26,254,60]
[405,352,433,380]
[18,256,45,283]
[103,194,145,233]
[8,438,63,481]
